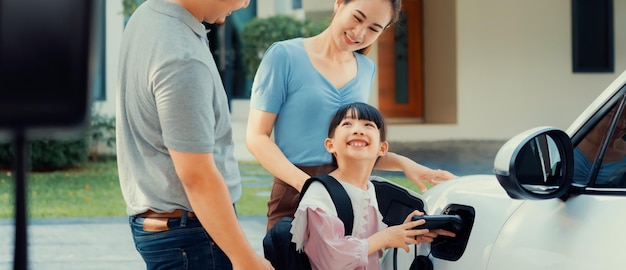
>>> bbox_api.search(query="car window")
[573,95,626,187]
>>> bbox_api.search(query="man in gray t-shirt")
[116,0,272,269]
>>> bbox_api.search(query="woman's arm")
[374,152,456,192]
[246,108,311,191]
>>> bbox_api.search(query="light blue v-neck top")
[250,38,376,166]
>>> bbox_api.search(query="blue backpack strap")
[300,174,354,236]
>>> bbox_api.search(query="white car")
[384,70,626,270]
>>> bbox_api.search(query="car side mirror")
[494,127,574,199]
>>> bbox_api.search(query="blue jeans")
[130,212,232,270]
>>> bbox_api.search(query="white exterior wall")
[388,0,626,141]
[257,0,303,18]
[257,0,277,18]
[95,0,124,117]
[302,0,334,13]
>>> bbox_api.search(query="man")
[116,0,273,269]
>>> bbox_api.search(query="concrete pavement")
[0,216,268,269]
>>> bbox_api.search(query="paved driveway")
[0,216,267,269]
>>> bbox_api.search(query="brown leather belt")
[136,209,196,218]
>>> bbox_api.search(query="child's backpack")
[263,174,429,270]
[262,174,354,270]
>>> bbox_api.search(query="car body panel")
[486,195,626,269]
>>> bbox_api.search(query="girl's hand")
[376,210,431,252]
[404,210,457,243]
[368,211,457,254]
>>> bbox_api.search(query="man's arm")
[169,150,272,269]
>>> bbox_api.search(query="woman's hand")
[404,164,456,193]
[375,152,457,193]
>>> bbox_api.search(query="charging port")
[430,204,475,261]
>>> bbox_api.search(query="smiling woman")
[246,0,455,233]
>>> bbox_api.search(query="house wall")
[422,0,457,124]
[257,0,277,18]
[389,0,626,141]
[96,0,123,118]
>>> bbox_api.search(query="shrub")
[122,0,146,19]
[241,15,328,80]
[88,112,116,161]
[0,136,88,172]
[0,110,116,171]
[30,139,89,171]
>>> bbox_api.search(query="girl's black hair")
[327,102,388,167]
[328,102,387,140]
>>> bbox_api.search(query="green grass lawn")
[0,160,421,218]
[0,160,126,218]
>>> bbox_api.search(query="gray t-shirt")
[116,0,241,216]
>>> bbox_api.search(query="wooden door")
[377,0,423,119]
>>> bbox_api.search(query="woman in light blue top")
[247,0,456,231]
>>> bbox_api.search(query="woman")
[247,0,455,230]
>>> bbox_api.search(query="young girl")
[290,102,449,269]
